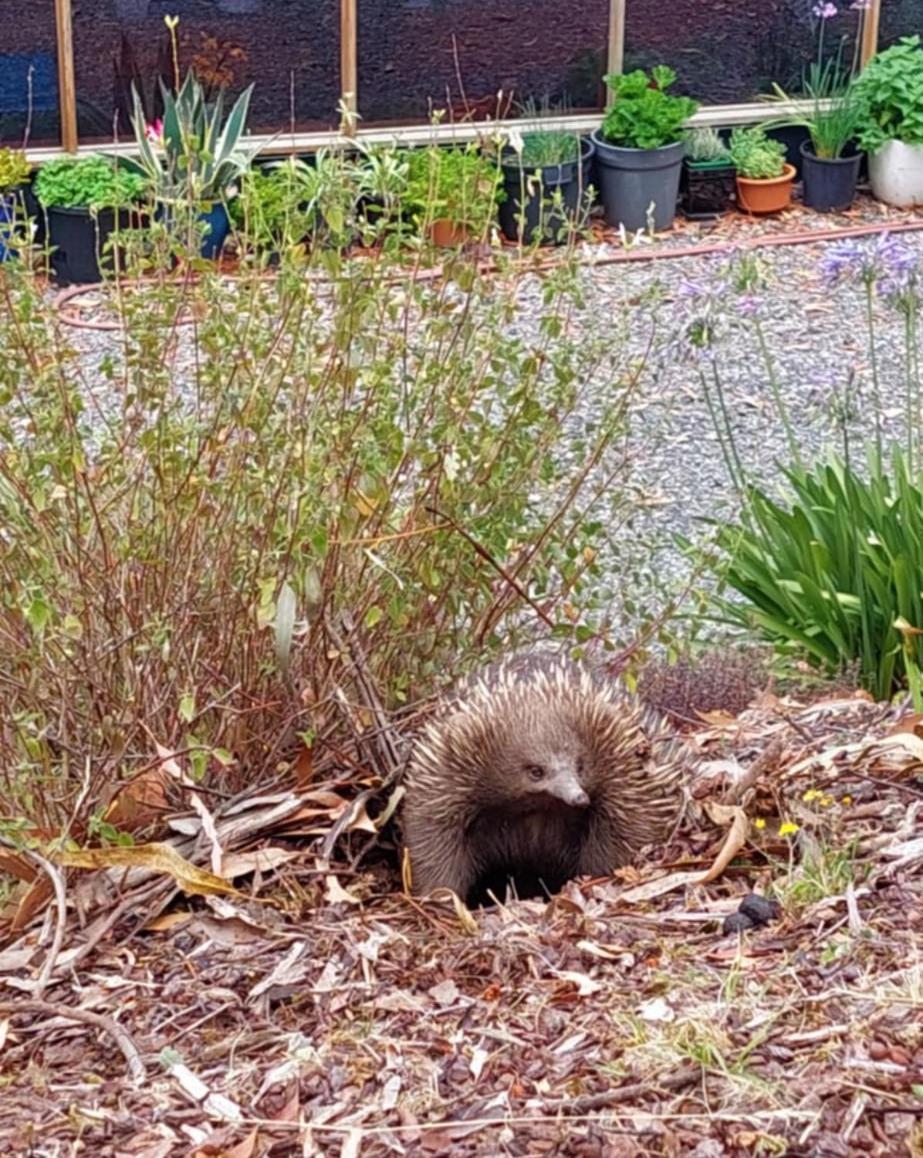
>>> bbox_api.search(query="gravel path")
[61,226,923,639]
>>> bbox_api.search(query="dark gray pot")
[498,135,595,245]
[591,132,685,232]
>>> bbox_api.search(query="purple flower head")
[737,294,762,318]
[813,2,838,17]
[819,240,868,287]
[819,232,919,293]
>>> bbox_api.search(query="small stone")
[738,893,781,926]
[723,911,755,935]
[869,1040,889,1060]
[889,1045,912,1067]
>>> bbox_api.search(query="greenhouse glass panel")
[0,0,60,146]
[624,0,866,105]
[879,0,923,46]
[357,0,608,124]
[73,0,339,141]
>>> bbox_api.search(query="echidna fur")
[403,652,689,906]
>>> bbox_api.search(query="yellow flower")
[820,795,834,807]
[802,789,822,802]
[753,817,766,830]
[841,795,853,806]
[779,822,800,837]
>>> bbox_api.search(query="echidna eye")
[526,765,545,782]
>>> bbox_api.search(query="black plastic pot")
[46,205,138,285]
[591,132,685,232]
[800,141,862,212]
[498,136,595,245]
[681,159,737,219]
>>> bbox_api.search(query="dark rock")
[738,893,782,926]
[723,911,755,935]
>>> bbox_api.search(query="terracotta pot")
[429,219,468,247]
[735,164,796,214]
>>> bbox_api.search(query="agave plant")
[124,70,256,205]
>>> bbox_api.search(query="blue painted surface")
[0,193,16,262]
[0,53,58,114]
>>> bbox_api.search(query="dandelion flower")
[779,822,800,837]
[753,817,767,830]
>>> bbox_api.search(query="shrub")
[686,127,732,165]
[600,65,698,150]
[230,161,313,254]
[711,450,923,703]
[0,240,636,836]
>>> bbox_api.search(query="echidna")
[403,652,689,906]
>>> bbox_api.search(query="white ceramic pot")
[868,140,923,207]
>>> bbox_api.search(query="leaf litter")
[1,688,921,1157]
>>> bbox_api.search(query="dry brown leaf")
[102,768,171,831]
[617,802,748,902]
[8,876,53,933]
[293,744,314,788]
[0,850,36,883]
[324,875,362,905]
[54,843,238,897]
[219,1130,260,1158]
[220,847,303,879]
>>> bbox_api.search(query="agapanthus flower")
[813,2,838,17]
[819,232,919,299]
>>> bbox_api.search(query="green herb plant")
[600,66,698,150]
[0,149,31,191]
[686,127,732,166]
[852,35,923,153]
[403,145,501,236]
[33,156,148,209]
[231,161,314,257]
[728,126,787,180]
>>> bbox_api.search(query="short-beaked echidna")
[403,653,689,905]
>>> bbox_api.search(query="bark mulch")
[1,688,921,1157]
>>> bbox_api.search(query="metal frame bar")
[46,0,883,159]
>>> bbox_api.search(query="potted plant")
[498,127,594,245]
[681,127,735,218]
[404,145,500,247]
[765,12,863,214]
[33,156,148,284]
[0,148,31,262]
[123,70,256,257]
[591,65,697,232]
[852,36,923,207]
[728,125,795,214]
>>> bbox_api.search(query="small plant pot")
[800,142,861,212]
[156,201,232,258]
[46,205,139,285]
[498,136,595,245]
[429,218,468,247]
[590,132,685,232]
[868,140,923,208]
[735,164,796,214]
[199,202,231,258]
[681,159,736,219]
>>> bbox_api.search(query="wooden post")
[340,0,358,135]
[54,0,78,151]
[606,0,625,106]
[860,0,881,67]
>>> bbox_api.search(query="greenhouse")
[2,0,918,152]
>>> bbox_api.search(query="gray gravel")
[61,229,923,638]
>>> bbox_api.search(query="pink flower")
[812,2,838,16]
[145,119,164,146]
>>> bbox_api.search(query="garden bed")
[1,690,920,1155]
